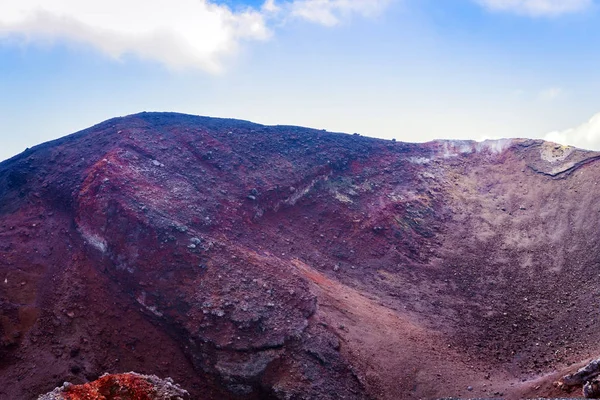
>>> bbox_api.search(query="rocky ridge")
[2,112,600,398]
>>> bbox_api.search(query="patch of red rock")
[37,372,188,400]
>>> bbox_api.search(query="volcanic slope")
[2,112,600,399]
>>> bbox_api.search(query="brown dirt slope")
[2,112,600,399]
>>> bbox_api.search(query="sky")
[1,0,600,161]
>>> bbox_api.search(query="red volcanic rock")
[37,372,189,400]
[4,112,600,399]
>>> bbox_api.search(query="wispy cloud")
[0,0,392,72]
[538,87,562,101]
[544,112,600,150]
[289,0,391,26]
[474,0,593,16]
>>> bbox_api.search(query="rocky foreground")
[38,372,188,400]
[4,112,600,398]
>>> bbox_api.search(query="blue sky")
[1,0,600,161]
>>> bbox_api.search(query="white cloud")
[263,0,282,13]
[544,112,600,150]
[0,0,271,72]
[289,0,392,26]
[538,87,562,101]
[0,0,392,72]
[475,0,593,16]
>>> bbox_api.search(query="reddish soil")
[2,112,600,399]
[38,372,189,399]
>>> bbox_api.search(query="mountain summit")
[1,112,599,399]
